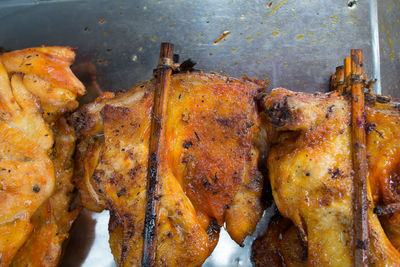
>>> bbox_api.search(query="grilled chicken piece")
[0,47,85,122]
[11,118,80,267]
[254,88,400,266]
[74,72,266,266]
[0,47,84,266]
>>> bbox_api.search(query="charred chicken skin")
[253,88,400,266]
[0,47,84,266]
[74,72,266,266]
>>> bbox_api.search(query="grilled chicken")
[11,118,80,267]
[74,72,267,266]
[0,47,84,266]
[252,88,400,266]
[0,47,85,122]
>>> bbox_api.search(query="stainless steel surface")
[0,0,398,266]
[378,0,400,96]
[2,0,398,96]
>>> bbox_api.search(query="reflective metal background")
[0,0,398,266]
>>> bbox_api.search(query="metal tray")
[1,0,399,266]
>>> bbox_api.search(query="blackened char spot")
[329,168,344,179]
[365,122,377,134]
[92,170,104,183]
[194,131,201,142]
[67,187,79,212]
[32,185,40,193]
[246,121,254,128]
[183,141,193,149]
[117,188,127,197]
[101,105,131,123]
[206,219,220,237]
[365,93,375,103]
[148,166,157,194]
[365,122,383,138]
[215,114,245,130]
[126,231,133,238]
[356,239,367,250]
[373,203,400,216]
[265,95,291,127]
[216,118,230,127]
[373,206,384,215]
[121,243,129,262]
[177,59,197,73]
[376,95,390,103]
[150,153,157,163]
[128,164,142,178]
[325,105,335,119]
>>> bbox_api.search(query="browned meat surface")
[252,88,400,266]
[74,72,267,266]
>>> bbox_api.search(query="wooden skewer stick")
[350,49,369,267]
[330,73,337,91]
[335,66,345,93]
[142,43,174,267]
[344,57,352,93]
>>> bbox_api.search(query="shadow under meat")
[60,209,97,267]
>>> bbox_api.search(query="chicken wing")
[74,72,266,266]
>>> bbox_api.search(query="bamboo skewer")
[330,73,338,91]
[335,66,345,93]
[142,43,174,267]
[344,56,352,91]
[330,51,369,266]
[350,49,369,267]
[329,57,349,93]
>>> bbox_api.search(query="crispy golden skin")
[259,88,400,266]
[0,47,85,122]
[365,98,400,265]
[0,71,54,266]
[11,118,80,267]
[0,47,84,266]
[74,72,265,266]
[10,202,62,267]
